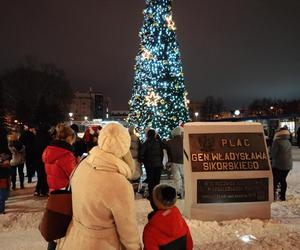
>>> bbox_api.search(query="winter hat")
[97,122,131,158]
[171,127,182,137]
[153,184,177,210]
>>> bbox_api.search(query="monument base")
[187,202,271,221]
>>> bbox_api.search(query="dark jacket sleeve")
[138,142,147,163]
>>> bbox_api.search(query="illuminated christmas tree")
[128,0,189,138]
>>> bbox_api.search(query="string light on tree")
[128,0,189,138]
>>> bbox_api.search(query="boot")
[280,193,286,201]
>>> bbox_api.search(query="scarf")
[88,146,134,179]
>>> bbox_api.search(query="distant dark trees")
[201,96,225,120]
[248,98,274,115]
[193,96,299,121]
[0,60,73,127]
[248,98,300,116]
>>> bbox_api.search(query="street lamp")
[68,112,74,124]
[194,112,199,121]
[234,110,241,116]
[84,116,88,121]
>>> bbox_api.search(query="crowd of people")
[0,119,299,249]
[0,122,193,250]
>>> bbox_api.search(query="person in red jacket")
[42,123,77,250]
[143,184,193,250]
[42,123,76,192]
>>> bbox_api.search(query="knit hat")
[97,123,130,158]
[153,184,177,210]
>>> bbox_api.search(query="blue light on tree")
[128,0,190,138]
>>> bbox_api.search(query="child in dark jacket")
[143,184,193,250]
[0,153,11,214]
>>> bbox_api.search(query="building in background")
[90,91,104,119]
[69,89,110,121]
[69,91,92,121]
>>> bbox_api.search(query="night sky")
[0,0,299,110]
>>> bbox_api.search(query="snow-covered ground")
[1,147,300,250]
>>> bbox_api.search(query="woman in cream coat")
[58,123,141,250]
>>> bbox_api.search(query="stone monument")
[183,122,273,221]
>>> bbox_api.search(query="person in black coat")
[20,126,35,183]
[70,124,87,161]
[139,129,164,202]
[33,125,51,197]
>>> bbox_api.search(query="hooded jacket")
[143,206,193,250]
[139,138,164,168]
[57,123,141,250]
[271,130,293,170]
[42,140,76,192]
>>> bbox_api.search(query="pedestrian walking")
[166,127,184,199]
[139,129,164,203]
[7,133,26,190]
[271,127,293,201]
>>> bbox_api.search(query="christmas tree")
[128,0,189,139]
